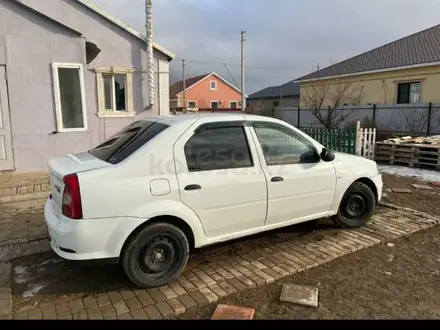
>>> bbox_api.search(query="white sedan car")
[44,113,382,288]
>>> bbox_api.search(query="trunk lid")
[48,152,111,215]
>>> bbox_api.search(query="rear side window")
[89,120,169,164]
[184,126,253,172]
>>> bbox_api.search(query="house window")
[211,101,219,109]
[397,82,421,104]
[188,101,197,108]
[230,101,238,109]
[210,81,217,90]
[51,63,87,132]
[95,67,135,117]
[273,101,279,109]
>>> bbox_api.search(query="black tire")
[121,223,189,288]
[333,182,376,228]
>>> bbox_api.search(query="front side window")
[230,101,238,109]
[253,123,318,165]
[52,63,87,132]
[211,101,219,109]
[184,125,253,172]
[397,82,421,104]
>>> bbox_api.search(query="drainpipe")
[146,0,154,108]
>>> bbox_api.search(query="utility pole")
[241,30,246,112]
[182,59,186,110]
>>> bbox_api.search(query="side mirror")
[320,148,335,162]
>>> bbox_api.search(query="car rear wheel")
[121,223,189,288]
[333,182,376,228]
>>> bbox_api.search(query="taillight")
[62,174,83,219]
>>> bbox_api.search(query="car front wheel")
[121,223,189,288]
[333,182,376,228]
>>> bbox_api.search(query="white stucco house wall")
[0,0,175,173]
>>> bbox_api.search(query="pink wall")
[179,75,242,109]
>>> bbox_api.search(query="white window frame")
[210,100,220,108]
[229,101,238,109]
[187,100,197,108]
[95,66,135,118]
[52,63,87,133]
[210,80,217,91]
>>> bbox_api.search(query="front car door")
[174,119,267,238]
[249,121,337,226]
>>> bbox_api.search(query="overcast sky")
[92,0,440,94]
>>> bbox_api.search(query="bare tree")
[301,71,364,129]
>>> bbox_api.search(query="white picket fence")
[355,121,377,160]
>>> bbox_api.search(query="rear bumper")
[370,173,383,203]
[44,199,145,261]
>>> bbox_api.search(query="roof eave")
[76,0,176,60]
[295,60,440,83]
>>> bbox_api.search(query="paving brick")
[320,238,352,254]
[55,303,72,319]
[169,281,187,296]
[135,290,155,306]
[13,311,29,319]
[100,304,116,319]
[69,299,86,319]
[248,250,266,260]
[86,307,103,320]
[194,270,216,286]
[156,302,175,319]
[338,232,373,248]
[117,312,133,320]
[107,291,124,304]
[130,308,148,320]
[96,292,111,307]
[177,275,198,293]
[302,243,336,261]
[189,290,209,307]
[215,266,234,280]
[147,288,167,303]
[227,278,247,291]
[211,304,255,320]
[209,284,228,297]
[210,272,226,282]
[177,294,197,312]
[326,236,358,252]
[217,281,238,295]
[199,287,219,304]
[125,297,142,311]
[284,244,320,267]
[42,305,57,320]
[357,227,389,242]
[236,275,256,288]
[144,306,163,320]
[258,257,276,268]
[255,270,275,284]
[262,267,284,280]
[158,285,178,300]
[82,296,98,309]
[230,263,252,276]
[119,288,136,300]
[167,298,186,315]
[348,229,381,244]
[28,309,42,320]
[277,263,298,274]
[199,264,216,275]
[218,261,243,277]
[113,301,129,315]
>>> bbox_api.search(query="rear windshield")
[89,120,169,164]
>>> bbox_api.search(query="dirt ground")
[381,173,440,216]
[181,224,440,319]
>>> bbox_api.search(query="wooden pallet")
[375,142,440,171]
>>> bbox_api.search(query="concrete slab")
[391,188,412,194]
[279,284,319,308]
[211,304,255,320]
[411,184,434,190]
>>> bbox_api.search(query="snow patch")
[379,165,440,182]
[23,283,47,300]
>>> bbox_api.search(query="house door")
[0,66,14,170]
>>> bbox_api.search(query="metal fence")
[273,103,440,139]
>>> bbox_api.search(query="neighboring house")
[296,24,440,107]
[247,81,300,115]
[169,72,243,110]
[0,0,175,173]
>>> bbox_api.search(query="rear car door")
[174,119,267,238]
[250,121,337,226]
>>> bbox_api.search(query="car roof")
[142,113,275,126]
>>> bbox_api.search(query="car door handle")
[184,184,201,191]
[271,176,284,182]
